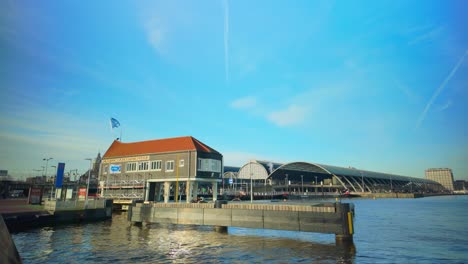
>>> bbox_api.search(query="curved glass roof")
[237,161,270,180]
[229,160,439,185]
[269,162,438,184]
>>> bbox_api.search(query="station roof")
[103,136,221,158]
[236,160,437,184]
[270,162,435,184]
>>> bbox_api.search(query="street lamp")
[51,165,57,199]
[301,175,304,193]
[390,175,393,192]
[249,162,253,203]
[43,158,53,180]
[360,171,365,192]
[285,174,289,194]
[85,158,93,208]
[315,176,318,196]
[43,158,53,199]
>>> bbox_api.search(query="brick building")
[99,136,222,208]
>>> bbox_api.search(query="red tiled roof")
[102,136,221,158]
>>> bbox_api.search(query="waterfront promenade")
[0,199,47,214]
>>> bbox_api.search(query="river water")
[12,195,468,263]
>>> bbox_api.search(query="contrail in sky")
[416,50,468,128]
[224,0,229,83]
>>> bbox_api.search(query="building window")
[151,160,162,171]
[166,160,174,172]
[179,159,184,167]
[138,161,149,171]
[197,158,221,172]
[126,162,137,172]
[103,165,108,174]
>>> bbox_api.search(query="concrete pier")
[1,199,113,233]
[129,201,354,242]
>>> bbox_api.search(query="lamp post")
[360,171,365,192]
[301,175,304,194]
[250,173,253,203]
[249,162,253,203]
[85,158,93,208]
[43,158,53,199]
[51,165,57,199]
[43,158,53,181]
[390,175,393,192]
[315,176,318,196]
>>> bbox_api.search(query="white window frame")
[166,160,175,172]
[138,161,149,171]
[179,159,184,167]
[151,160,162,171]
[126,162,137,172]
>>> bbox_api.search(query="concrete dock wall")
[129,202,353,240]
[3,199,113,233]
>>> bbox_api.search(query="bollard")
[335,203,354,243]
[214,226,228,233]
[214,200,228,208]
[214,200,228,233]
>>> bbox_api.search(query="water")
[12,196,468,263]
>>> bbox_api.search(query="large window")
[138,161,149,171]
[197,158,221,173]
[151,160,162,171]
[166,160,175,172]
[126,162,137,172]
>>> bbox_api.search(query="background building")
[223,160,442,196]
[454,180,467,191]
[425,168,454,191]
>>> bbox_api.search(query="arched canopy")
[237,161,269,180]
[268,162,333,184]
[239,160,440,191]
[317,163,437,184]
[231,160,442,192]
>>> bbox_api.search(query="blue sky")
[1,0,467,180]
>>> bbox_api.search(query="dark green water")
[12,195,468,263]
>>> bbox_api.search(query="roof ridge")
[102,136,221,158]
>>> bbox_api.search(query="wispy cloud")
[408,25,444,46]
[145,18,165,54]
[394,79,420,103]
[416,50,468,128]
[231,84,351,128]
[223,0,229,83]
[435,100,452,112]
[230,96,256,109]
[267,104,308,127]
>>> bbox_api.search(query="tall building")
[425,168,454,191]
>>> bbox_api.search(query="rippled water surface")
[12,195,468,263]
